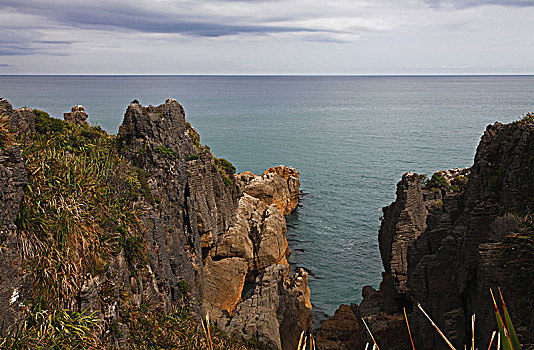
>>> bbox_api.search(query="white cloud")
[0,0,533,74]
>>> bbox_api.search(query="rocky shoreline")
[0,97,311,349]
[317,119,534,349]
[2,95,533,349]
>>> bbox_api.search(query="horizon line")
[1,73,534,77]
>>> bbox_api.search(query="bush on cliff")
[15,112,144,308]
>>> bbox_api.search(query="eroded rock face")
[316,304,362,350]
[215,265,312,350]
[320,121,534,349]
[0,145,31,330]
[64,105,89,125]
[236,165,300,216]
[0,97,311,348]
[0,97,35,134]
[118,98,240,308]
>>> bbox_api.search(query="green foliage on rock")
[185,153,199,161]
[15,114,145,309]
[427,173,451,190]
[215,157,236,175]
[33,109,65,134]
[512,112,534,125]
[156,145,177,159]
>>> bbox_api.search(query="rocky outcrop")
[215,265,312,350]
[316,304,363,350]
[320,120,534,349]
[64,105,88,125]
[205,193,290,314]
[236,165,300,216]
[0,98,36,329]
[0,97,311,349]
[117,100,310,347]
[0,145,31,330]
[0,97,35,134]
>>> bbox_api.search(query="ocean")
[1,75,533,316]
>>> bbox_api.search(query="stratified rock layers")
[318,121,534,349]
[0,97,311,349]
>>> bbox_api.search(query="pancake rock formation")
[318,118,534,349]
[236,166,301,216]
[0,97,311,349]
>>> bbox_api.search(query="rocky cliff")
[318,118,534,349]
[0,97,311,349]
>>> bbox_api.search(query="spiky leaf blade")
[499,289,521,350]
[491,289,513,350]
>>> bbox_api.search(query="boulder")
[236,165,300,216]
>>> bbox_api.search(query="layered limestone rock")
[319,120,534,349]
[0,98,36,329]
[64,105,89,125]
[0,97,35,134]
[0,145,31,329]
[0,97,311,348]
[236,165,300,216]
[215,265,312,350]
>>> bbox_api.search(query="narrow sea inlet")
[1,74,533,316]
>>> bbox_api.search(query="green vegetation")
[491,289,522,350]
[186,122,202,151]
[185,153,199,161]
[417,174,428,184]
[156,145,177,159]
[512,112,534,125]
[427,173,451,190]
[14,111,144,309]
[1,303,252,350]
[215,158,236,175]
[0,108,254,349]
[121,304,250,350]
[213,158,236,188]
[0,309,103,349]
[178,279,190,294]
[33,109,65,134]
[135,167,155,205]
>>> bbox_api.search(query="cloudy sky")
[0,0,533,74]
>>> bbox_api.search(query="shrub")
[215,158,236,175]
[512,112,534,125]
[185,153,199,161]
[15,115,143,309]
[33,109,66,134]
[156,145,177,159]
[427,173,451,190]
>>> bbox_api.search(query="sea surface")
[1,75,533,317]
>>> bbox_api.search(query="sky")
[0,0,533,75]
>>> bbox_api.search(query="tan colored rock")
[236,165,300,216]
[212,193,289,274]
[216,265,312,350]
[203,256,247,314]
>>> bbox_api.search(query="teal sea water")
[1,75,533,316]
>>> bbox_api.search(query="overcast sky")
[0,0,533,74]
